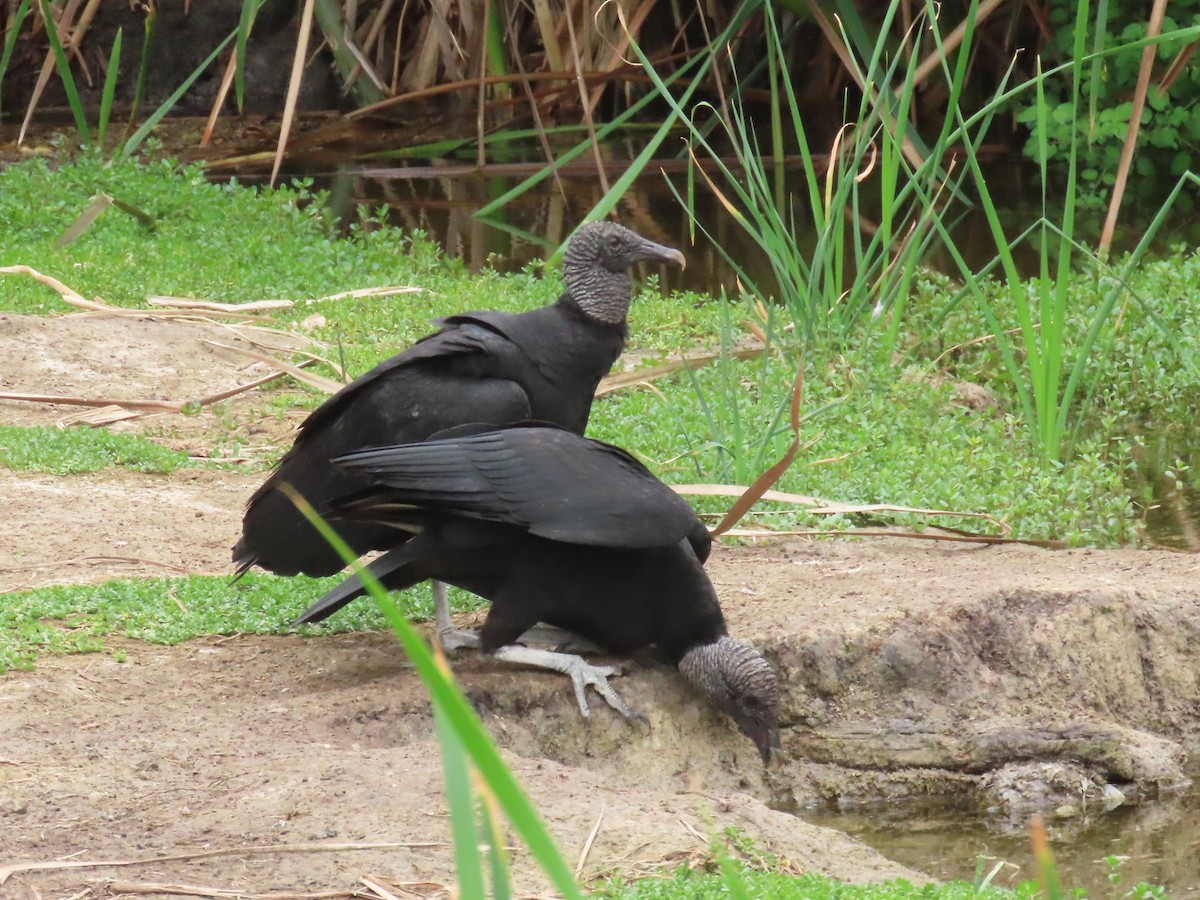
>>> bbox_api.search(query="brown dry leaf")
[672,484,827,506]
[271,0,318,187]
[147,297,296,313]
[198,339,346,393]
[596,343,766,396]
[0,264,116,312]
[56,404,142,427]
[309,285,421,303]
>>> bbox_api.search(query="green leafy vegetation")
[1018,1,1200,208]
[0,573,354,670]
[590,347,1136,545]
[0,424,191,474]
[0,570,487,672]
[594,869,1036,900]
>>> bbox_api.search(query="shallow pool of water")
[800,782,1200,896]
[1133,425,1200,552]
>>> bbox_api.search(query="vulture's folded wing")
[332,426,700,549]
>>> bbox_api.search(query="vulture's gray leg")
[489,645,637,721]
[432,580,481,653]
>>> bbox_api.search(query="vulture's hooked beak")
[637,238,686,270]
[752,723,783,765]
[731,709,782,765]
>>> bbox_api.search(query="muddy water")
[276,160,1048,296]
[1134,425,1200,552]
[802,782,1200,897]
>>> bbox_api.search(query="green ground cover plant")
[0,423,191,474]
[0,570,495,672]
[0,573,370,671]
[594,868,1038,900]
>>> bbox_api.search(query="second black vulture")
[295,425,781,763]
[232,221,684,648]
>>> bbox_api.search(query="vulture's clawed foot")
[490,645,642,722]
[436,626,481,655]
[564,658,636,721]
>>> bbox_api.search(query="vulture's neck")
[565,268,632,325]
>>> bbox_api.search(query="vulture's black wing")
[332,426,700,550]
[293,315,526,440]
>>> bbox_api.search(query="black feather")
[233,223,684,578]
[298,427,726,663]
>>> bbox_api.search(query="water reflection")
[278,158,1200,295]
[1133,426,1200,552]
[801,782,1200,897]
[314,164,773,298]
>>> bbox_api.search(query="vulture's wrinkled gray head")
[678,635,781,763]
[563,221,686,324]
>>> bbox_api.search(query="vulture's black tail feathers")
[293,545,422,625]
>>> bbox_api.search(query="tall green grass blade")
[434,704,486,898]
[279,487,584,900]
[1032,55,1054,451]
[38,0,89,145]
[124,2,158,140]
[763,10,821,221]
[1047,0,1095,449]
[235,0,267,112]
[1087,0,1110,143]
[0,0,33,121]
[480,792,513,899]
[474,51,707,219]
[765,13,785,208]
[483,0,508,84]
[120,29,238,159]
[97,28,122,148]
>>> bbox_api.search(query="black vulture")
[232,222,685,648]
[295,425,782,763]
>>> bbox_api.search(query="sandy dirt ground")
[2,313,1199,899]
